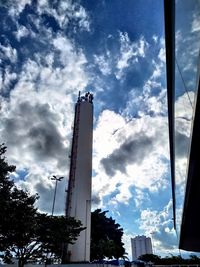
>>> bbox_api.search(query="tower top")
[77,91,93,104]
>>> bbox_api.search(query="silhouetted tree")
[139,253,200,265]
[0,143,15,218]
[0,143,38,267]
[0,144,84,267]
[161,255,185,265]
[37,214,85,264]
[188,254,200,264]
[91,209,126,260]
[138,254,162,264]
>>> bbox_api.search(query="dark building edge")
[179,59,200,251]
[164,0,200,252]
[164,0,176,230]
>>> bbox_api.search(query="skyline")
[0,0,199,259]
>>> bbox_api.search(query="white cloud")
[94,54,112,76]
[152,64,161,79]
[152,35,158,43]
[175,158,188,187]
[191,11,200,33]
[110,183,132,205]
[12,32,89,95]
[36,0,90,31]
[92,109,170,208]
[74,5,90,31]
[0,43,18,63]
[116,33,149,79]
[139,201,178,255]
[134,188,150,208]
[8,0,32,17]
[0,0,91,215]
[53,34,87,72]
[0,32,89,215]
[122,37,167,118]
[175,91,194,124]
[158,47,165,63]
[14,25,31,41]
[173,91,195,221]
[174,91,194,186]
[126,154,169,193]
[175,6,200,90]
[145,90,167,115]
[6,0,90,33]
[93,109,126,160]
[0,67,17,95]
[0,1,182,255]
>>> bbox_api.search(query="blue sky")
[0,0,199,260]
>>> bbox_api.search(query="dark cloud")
[2,101,68,168]
[175,131,190,158]
[101,134,153,176]
[35,179,66,214]
[91,194,101,205]
[28,124,64,159]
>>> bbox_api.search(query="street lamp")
[51,175,64,216]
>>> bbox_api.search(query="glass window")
[174,0,200,235]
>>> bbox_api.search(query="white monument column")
[66,92,93,262]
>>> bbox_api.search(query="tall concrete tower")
[66,92,93,262]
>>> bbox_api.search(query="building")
[164,0,200,251]
[131,235,153,260]
[66,92,93,262]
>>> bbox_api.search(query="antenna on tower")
[78,91,81,102]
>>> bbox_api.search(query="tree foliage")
[138,254,200,265]
[0,143,16,211]
[37,214,85,263]
[91,209,126,261]
[138,254,161,264]
[0,144,84,267]
[0,188,39,267]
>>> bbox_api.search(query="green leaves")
[0,143,84,266]
[138,254,200,265]
[91,209,126,260]
[138,254,162,264]
[37,214,85,259]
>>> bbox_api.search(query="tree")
[91,209,126,261]
[0,144,84,267]
[1,189,39,267]
[0,143,16,217]
[188,254,200,264]
[138,254,162,264]
[0,143,39,267]
[1,211,84,267]
[0,143,17,252]
[37,214,85,264]
[139,254,200,265]
[161,255,185,265]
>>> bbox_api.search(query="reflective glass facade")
[174,0,200,235]
[165,0,200,251]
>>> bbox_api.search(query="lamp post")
[51,175,64,216]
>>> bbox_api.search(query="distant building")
[131,235,153,260]
[66,92,93,262]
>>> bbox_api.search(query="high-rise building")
[66,92,93,262]
[164,0,200,251]
[131,235,153,260]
